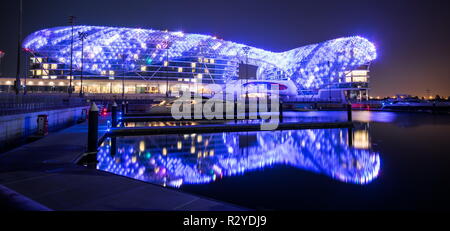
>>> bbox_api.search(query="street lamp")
[165,47,169,98]
[15,0,23,95]
[0,50,5,77]
[121,54,128,100]
[242,46,250,95]
[78,31,88,97]
[68,15,76,97]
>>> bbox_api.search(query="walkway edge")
[0,184,53,211]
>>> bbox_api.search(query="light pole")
[15,0,23,95]
[242,46,250,93]
[78,31,87,97]
[0,50,5,77]
[122,54,127,100]
[327,61,332,102]
[24,50,28,95]
[165,47,169,98]
[68,16,76,97]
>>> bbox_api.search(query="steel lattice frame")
[23,25,376,90]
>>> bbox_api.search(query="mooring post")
[347,103,352,122]
[125,101,129,114]
[111,101,118,127]
[347,127,354,147]
[87,102,99,153]
[121,101,125,114]
[111,137,117,156]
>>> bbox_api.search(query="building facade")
[1,26,376,99]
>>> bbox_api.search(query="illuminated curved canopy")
[23,26,376,89]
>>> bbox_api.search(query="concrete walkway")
[0,117,244,211]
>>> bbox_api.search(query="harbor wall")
[0,106,88,152]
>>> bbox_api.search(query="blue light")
[97,128,381,188]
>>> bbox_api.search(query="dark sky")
[0,0,449,97]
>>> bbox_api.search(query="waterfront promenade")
[0,117,244,211]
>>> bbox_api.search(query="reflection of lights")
[97,128,381,188]
[139,141,145,152]
[353,130,370,149]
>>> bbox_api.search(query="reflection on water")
[97,125,380,188]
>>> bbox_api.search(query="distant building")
[0,26,376,100]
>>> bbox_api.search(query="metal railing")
[0,93,88,116]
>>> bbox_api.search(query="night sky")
[0,0,449,97]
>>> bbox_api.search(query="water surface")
[98,111,450,210]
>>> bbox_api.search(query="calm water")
[98,111,450,210]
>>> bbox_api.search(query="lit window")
[36,58,42,63]
[191,62,196,68]
[178,67,183,72]
[164,61,168,67]
[42,76,49,79]
[133,54,139,59]
[101,70,106,75]
[353,77,367,82]
[198,58,202,63]
[36,70,42,75]
[51,64,57,69]
[43,64,49,69]
[109,70,115,75]
[205,69,209,74]
[203,58,208,63]
[352,70,368,76]
[197,74,203,79]
[50,76,57,79]
[210,59,215,64]
[141,66,147,72]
